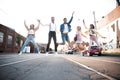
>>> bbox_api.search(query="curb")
[102,51,120,56]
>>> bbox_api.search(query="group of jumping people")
[19,11,103,55]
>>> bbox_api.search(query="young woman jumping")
[75,26,87,52]
[19,19,40,55]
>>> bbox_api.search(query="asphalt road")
[0,53,119,80]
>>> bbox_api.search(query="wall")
[97,6,120,48]
[0,24,25,53]
[97,6,120,29]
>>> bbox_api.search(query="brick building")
[0,24,47,53]
[0,24,26,53]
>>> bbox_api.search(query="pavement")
[0,48,120,56]
[0,53,119,80]
[0,54,110,80]
[103,48,120,56]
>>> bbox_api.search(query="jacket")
[60,16,73,33]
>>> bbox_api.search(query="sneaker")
[19,51,22,55]
[55,52,58,55]
[38,51,40,54]
[46,52,49,56]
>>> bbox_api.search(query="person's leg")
[53,32,57,52]
[93,36,100,46]
[90,36,93,46]
[65,34,71,48]
[77,43,82,54]
[93,36,103,52]
[46,32,52,52]
[30,36,40,53]
[76,43,79,51]
[61,33,65,45]
[19,36,30,54]
[78,44,85,50]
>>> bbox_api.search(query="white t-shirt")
[63,24,69,33]
[49,23,56,31]
[76,31,82,43]
[89,29,96,36]
[28,29,34,34]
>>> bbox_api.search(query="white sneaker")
[19,51,22,55]
[55,52,58,55]
[46,52,48,56]
[38,51,40,54]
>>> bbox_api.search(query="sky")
[0,0,117,44]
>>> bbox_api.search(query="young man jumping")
[60,12,75,48]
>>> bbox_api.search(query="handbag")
[74,35,77,41]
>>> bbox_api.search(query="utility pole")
[93,11,97,29]
[93,11,98,39]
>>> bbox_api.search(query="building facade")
[0,24,47,53]
[97,6,120,48]
[0,24,25,53]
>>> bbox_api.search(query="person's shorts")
[76,40,82,44]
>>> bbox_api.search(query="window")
[20,40,23,47]
[0,32,4,43]
[111,24,115,32]
[7,35,13,48]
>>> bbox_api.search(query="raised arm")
[35,19,40,31]
[68,11,75,24]
[82,19,90,35]
[40,23,49,26]
[94,30,105,38]
[72,11,75,17]
[82,33,87,38]
[82,19,88,29]
[24,20,29,31]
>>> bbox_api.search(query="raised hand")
[24,20,29,30]
[82,19,88,29]
[83,19,85,24]
[35,19,40,31]
[37,19,40,23]
[72,11,75,16]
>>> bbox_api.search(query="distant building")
[0,24,26,53]
[0,24,47,53]
[97,6,120,48]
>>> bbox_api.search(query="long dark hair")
[90,24,95,29]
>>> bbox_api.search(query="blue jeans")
[61,33,70,44]
[20,36,40,53]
